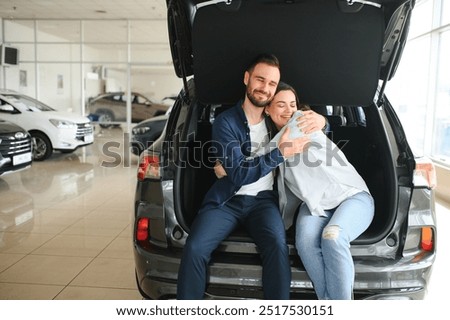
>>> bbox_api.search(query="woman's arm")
[296,110,328,134]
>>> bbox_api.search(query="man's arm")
[212,116,308,187]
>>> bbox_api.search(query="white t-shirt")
[236,119,274,196]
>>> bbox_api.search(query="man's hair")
[246,53,280,73]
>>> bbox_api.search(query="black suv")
[133,0,437,299]
[0,119,32,175]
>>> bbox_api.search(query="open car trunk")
[174,82,398,247]
[167,0,414,105]
[168,0,415,246]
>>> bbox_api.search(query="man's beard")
[247,89,272,108]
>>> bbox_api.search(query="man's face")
[244,63,280,108]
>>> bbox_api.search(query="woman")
[266,82,374,300]
[215,82,374,299]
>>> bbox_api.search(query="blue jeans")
[295,191,374,300]
[177,190,291,299]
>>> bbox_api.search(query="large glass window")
[12,44,35,62]
[83,44,128,63]
[408,0,434,38]
[130,20,168,43]
[17,63,36,97]
[386,36,431,156]
[37,44,81,62]
[386,0,450,167]
[130,44,172,63]
[442,0,450,26]
[1,18,181,128]
[432,30,450,162]
[38,63,81,114]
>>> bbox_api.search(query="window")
[386,0,450,167]
[432,30,450,162]
[2,18,181,120]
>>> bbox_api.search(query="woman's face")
[265,89,297,129]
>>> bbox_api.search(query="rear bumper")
[134,244,434,300]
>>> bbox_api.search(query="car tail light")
[413,158,436,189]
[420,227,433,251]
[137,152,160,181]
[136,217,149,241]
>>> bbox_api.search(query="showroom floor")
[0,126,448,300]
[0,127,141,299]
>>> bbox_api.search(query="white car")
[0,90,93,161]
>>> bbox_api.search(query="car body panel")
[131,114,169,155]
[133,0,436,300]
[0,119,32,175]
[0,90,93,160]
[134,179,434,300]
[87,92,170,124]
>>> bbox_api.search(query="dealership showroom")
[0,0,449,303]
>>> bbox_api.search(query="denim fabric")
[295,191,374,299]
[177,190,291,299]
[201,102,285,210]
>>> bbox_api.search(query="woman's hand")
[297,110,326,134]
[278,127,311,158]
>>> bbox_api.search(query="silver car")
[133,0,436,299]
[87,92,169,128]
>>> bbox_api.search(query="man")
[177,54,311,299]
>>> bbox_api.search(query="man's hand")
[278,127,310,158]
[214,161,227,179]
[297,110,326,134]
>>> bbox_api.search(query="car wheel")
[31,132,53,161]
[97,109,114,128]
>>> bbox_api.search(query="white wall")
[1,19,182,114]
[436,164,450,204]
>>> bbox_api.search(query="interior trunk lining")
[192,0,384,106]
[178,104,395,244]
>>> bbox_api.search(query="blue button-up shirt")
[200,101,285,209]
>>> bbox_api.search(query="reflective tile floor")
[0,127,142,299]
[0,126,449,300]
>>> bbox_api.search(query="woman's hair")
[275,81,310,111]
[265,81,311,137]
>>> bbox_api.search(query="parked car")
[133,0,437,300]
[131,106,172,155]
[87,92,170,128]
[0,119,32,175]
[0,90,93,161]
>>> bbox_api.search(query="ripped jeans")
[295,191,374,300]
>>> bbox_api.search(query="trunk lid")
[167,0,414,106]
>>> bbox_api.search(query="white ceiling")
[0,0,168,20]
